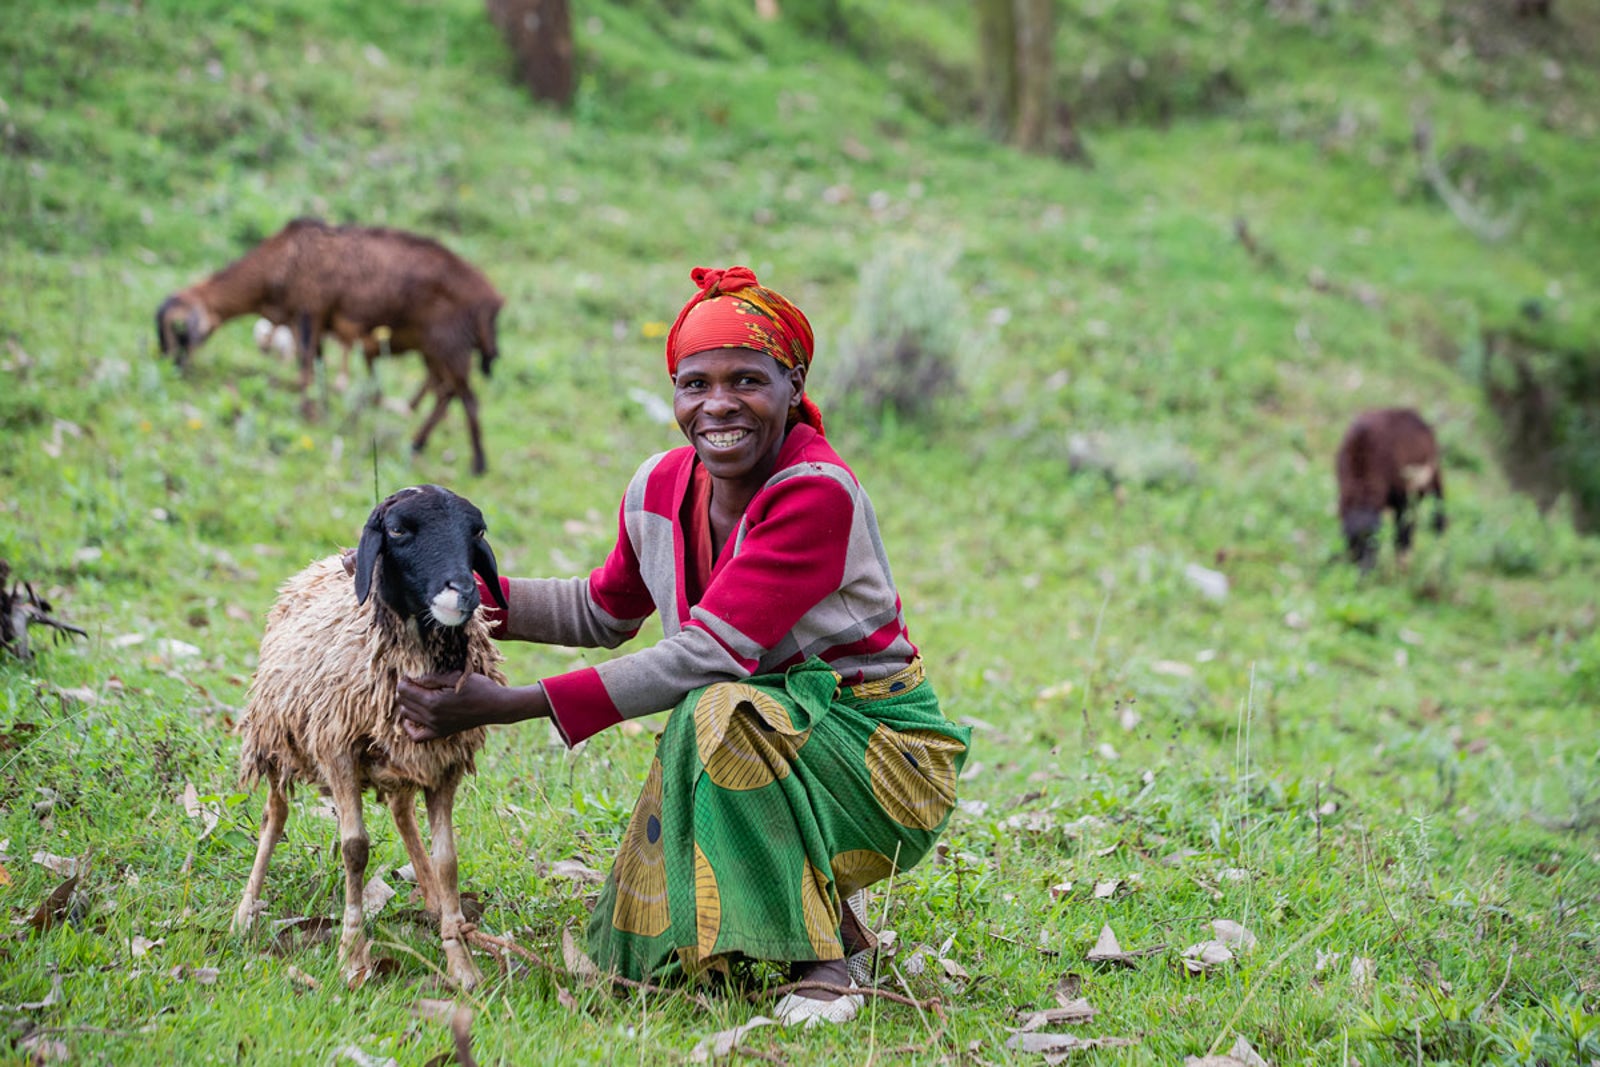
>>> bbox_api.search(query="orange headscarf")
[665,266,824,434]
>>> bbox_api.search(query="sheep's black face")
[353,485,507,628]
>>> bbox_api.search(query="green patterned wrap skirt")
[587,656,971,981]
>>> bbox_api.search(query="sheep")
[231,484,509,989]
[155,218,504,475]
[1335,407,1447,570]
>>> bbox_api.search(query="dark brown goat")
[1335,408,1447,570]
[155,219,503,475]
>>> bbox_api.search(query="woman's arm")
[396,671,551,741]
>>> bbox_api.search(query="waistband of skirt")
[844,657,926,701]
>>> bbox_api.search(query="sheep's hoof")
[232,899,263,935]
[444,941,481,991]
[340,939,373,990]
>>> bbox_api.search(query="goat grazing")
[1335,407,1447,570]
[155,219,503,474]
[232,485,509,989]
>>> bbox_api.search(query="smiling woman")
[392,266,971,1027]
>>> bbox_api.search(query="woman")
[396,266,970,1026]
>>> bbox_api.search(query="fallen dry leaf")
[1181,941,1234,973]
[362,876,396,913]
[545,859,605,885]
[1351,956,1376,993]
[562,926,601,981]
[29,873,80,932]
[286,964,321,990]
[0,859,11,886]
[270,915,336,956]
[180,781,220,840]
[16,1032,70,1064]
[1185,1035,1271,1066]
[1015,997,1097,1031]
[939,956,970,982]
[1093,879,1122,899]
[169,965,220,985]
[557,985,578,1011]
[32,852,80,878]
[1049,880,1074,900]
[1005,1031,1138,1059]
[3,969,63,1011]
[130,935,164,957]
[690,1017,777,1063]
[1210,920,1257,952]
[337,1045,397,1067]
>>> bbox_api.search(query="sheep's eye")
[387,525,408,538]
[474,528,487,540]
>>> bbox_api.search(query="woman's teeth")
[705,430,748,448]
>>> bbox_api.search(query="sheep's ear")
[472,537,507,610]
[353,515,385,605]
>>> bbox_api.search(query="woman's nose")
[702,384,739,414]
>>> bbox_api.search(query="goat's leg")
[459,385,487,476]
[410,388,455,459]
[232,781,289,934]
[424,776,481,990]
[386,788,441,914]
[327,766,373,987]
[1393,494,1417,567]
[407,373,436,413]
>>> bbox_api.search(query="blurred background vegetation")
[2,0,1599,1063]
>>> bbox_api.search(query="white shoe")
[846,948,877,986]
[772,988,864,1028]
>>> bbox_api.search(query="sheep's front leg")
[327,767,373,987]
[233,782,289,933]
[387,788,441,914]
[424,777,481,990]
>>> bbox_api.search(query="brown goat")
[155,219,503,475]
[1335,407,1448,570]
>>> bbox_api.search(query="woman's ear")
[788,364,806,405]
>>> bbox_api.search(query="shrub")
[826,242,965,425]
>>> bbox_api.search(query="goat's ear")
[353,513,385,605]
[472,537,507,610]
[155,303,170,355]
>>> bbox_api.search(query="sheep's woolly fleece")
[238,556,506,795]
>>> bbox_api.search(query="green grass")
[3,0,1600,1063]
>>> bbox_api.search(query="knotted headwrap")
[665,265,824,435]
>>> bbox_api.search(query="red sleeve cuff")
[541,667,624,747]
[475,573,511,639]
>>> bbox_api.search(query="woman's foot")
[774,959,862,1027]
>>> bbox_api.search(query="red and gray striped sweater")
[486,425,920,746]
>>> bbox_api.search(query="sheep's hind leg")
[387,788,441,914]
[328,767,373,988]
[233,781,289,934]
[424,777,481,990]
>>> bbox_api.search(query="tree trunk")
[486,0,576,110]
[1012,0,1053,152]
[975,0,1019,137]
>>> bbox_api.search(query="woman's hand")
[396,672,549,742]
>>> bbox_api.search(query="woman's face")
[672,347,805,493]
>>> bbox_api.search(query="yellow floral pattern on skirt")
[694,682,809,791]
[611,757,669,937]
[864,725,963,830]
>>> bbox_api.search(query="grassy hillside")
[2,1,1599,1063]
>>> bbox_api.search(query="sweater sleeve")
[543,473,853,745]
[473,495,657,648]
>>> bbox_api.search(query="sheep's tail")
[474,303,499,379]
